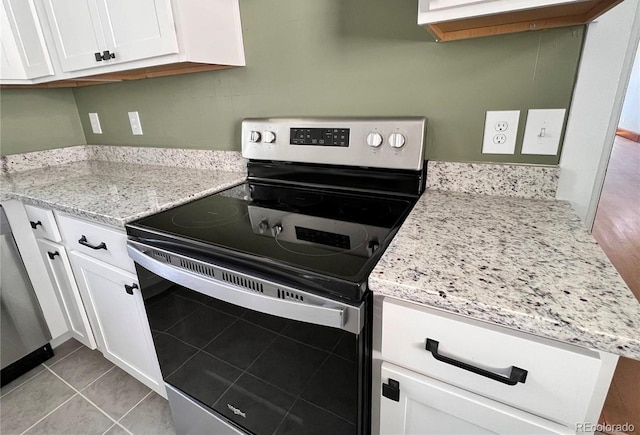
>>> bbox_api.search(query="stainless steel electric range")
[125,117,426,435]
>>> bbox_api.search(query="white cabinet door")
[69,251,165,397]
[379,362,573,435]
[40,0,105,72]
[36,239,97,349]
[94,0,177,64]
[40,0,177,72]
[1,0,53,80]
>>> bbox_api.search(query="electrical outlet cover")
[128,111,143,135]
[482,110,520,154]
[521,109,566,155]
[88,113,102,134]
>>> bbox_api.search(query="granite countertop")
[3,153,637,359]
[0,160,246,227]
[370,190,640,360]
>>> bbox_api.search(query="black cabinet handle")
[94,50,116,62]
[124,283,138,295]
[30,220,42,229]
[425,338,527,386]
[78,235,107,250]
[47,251,60,260]
[382,378,400,402]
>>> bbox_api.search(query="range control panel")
[290,128,350,147]
[242,117,426,171]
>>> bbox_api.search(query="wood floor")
[593,136,640,435]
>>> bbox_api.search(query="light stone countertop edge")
[1,160,247,228]
[369,190,640,361]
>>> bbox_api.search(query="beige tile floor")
[0,339,176,435]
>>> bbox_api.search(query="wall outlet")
[128,111,143,135]
[482,110,520,154]
[88,113,102,134]
[521,109,566,155]
[495,122,508,132]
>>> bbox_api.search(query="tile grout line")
[42,344,84,369]
[101,421,135,435]
[116,390,153,425]
[101,423,118,435]
[40,365,133,434]
[0,364,47,398]
[18,392,80,435]
[78,365,116,391]
[1,342,84,398]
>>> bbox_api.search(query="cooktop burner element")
[170,203,243,228]
[340,201,392,221]
[277,191,324,208]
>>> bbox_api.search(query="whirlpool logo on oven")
[227,403,247,418]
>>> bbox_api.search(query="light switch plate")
[482,110,520,154]
[128,111,143,135]
[88,113,102,134]
[521,109,566,155]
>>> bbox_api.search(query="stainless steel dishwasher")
[1,205,53,386]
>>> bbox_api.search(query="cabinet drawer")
[56,213,134,273]
[24,204,61,242]
[381,298,603,426]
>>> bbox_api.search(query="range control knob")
[366,132,383,148]
[388,132,406,149]
[258,220,269,234]
[249,131,262,143]
[263,131,276,143]
[271,224,283,237]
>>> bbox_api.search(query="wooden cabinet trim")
[1,62,234,88]
[422,0,623,42]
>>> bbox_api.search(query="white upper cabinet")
[0,0,53,80]
[418,0,623,42]
[41,0,177,72]
[1,0,244,85]
[95,0,178,64]
[421,0,586,21]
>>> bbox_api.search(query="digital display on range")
[290,128,350,147]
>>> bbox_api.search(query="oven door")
[127,240,369,435]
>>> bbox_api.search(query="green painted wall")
[0,89,85,155]
[10,0,582,164]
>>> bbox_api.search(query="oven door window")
[138,265,359,435]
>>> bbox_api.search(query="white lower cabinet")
[380,362,572,435]
[70,251,165,397]
[375,297,618,434]
[36,238,96,349]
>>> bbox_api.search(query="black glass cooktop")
[126,182,416,301]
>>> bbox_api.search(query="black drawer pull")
[124,283,138,295]
[47,251,60,260]
[382,378,400,402]
[78,235,107,250]
[425,338,527,386]
[30,220,42,229]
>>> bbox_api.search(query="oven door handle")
[127,242,359,333]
